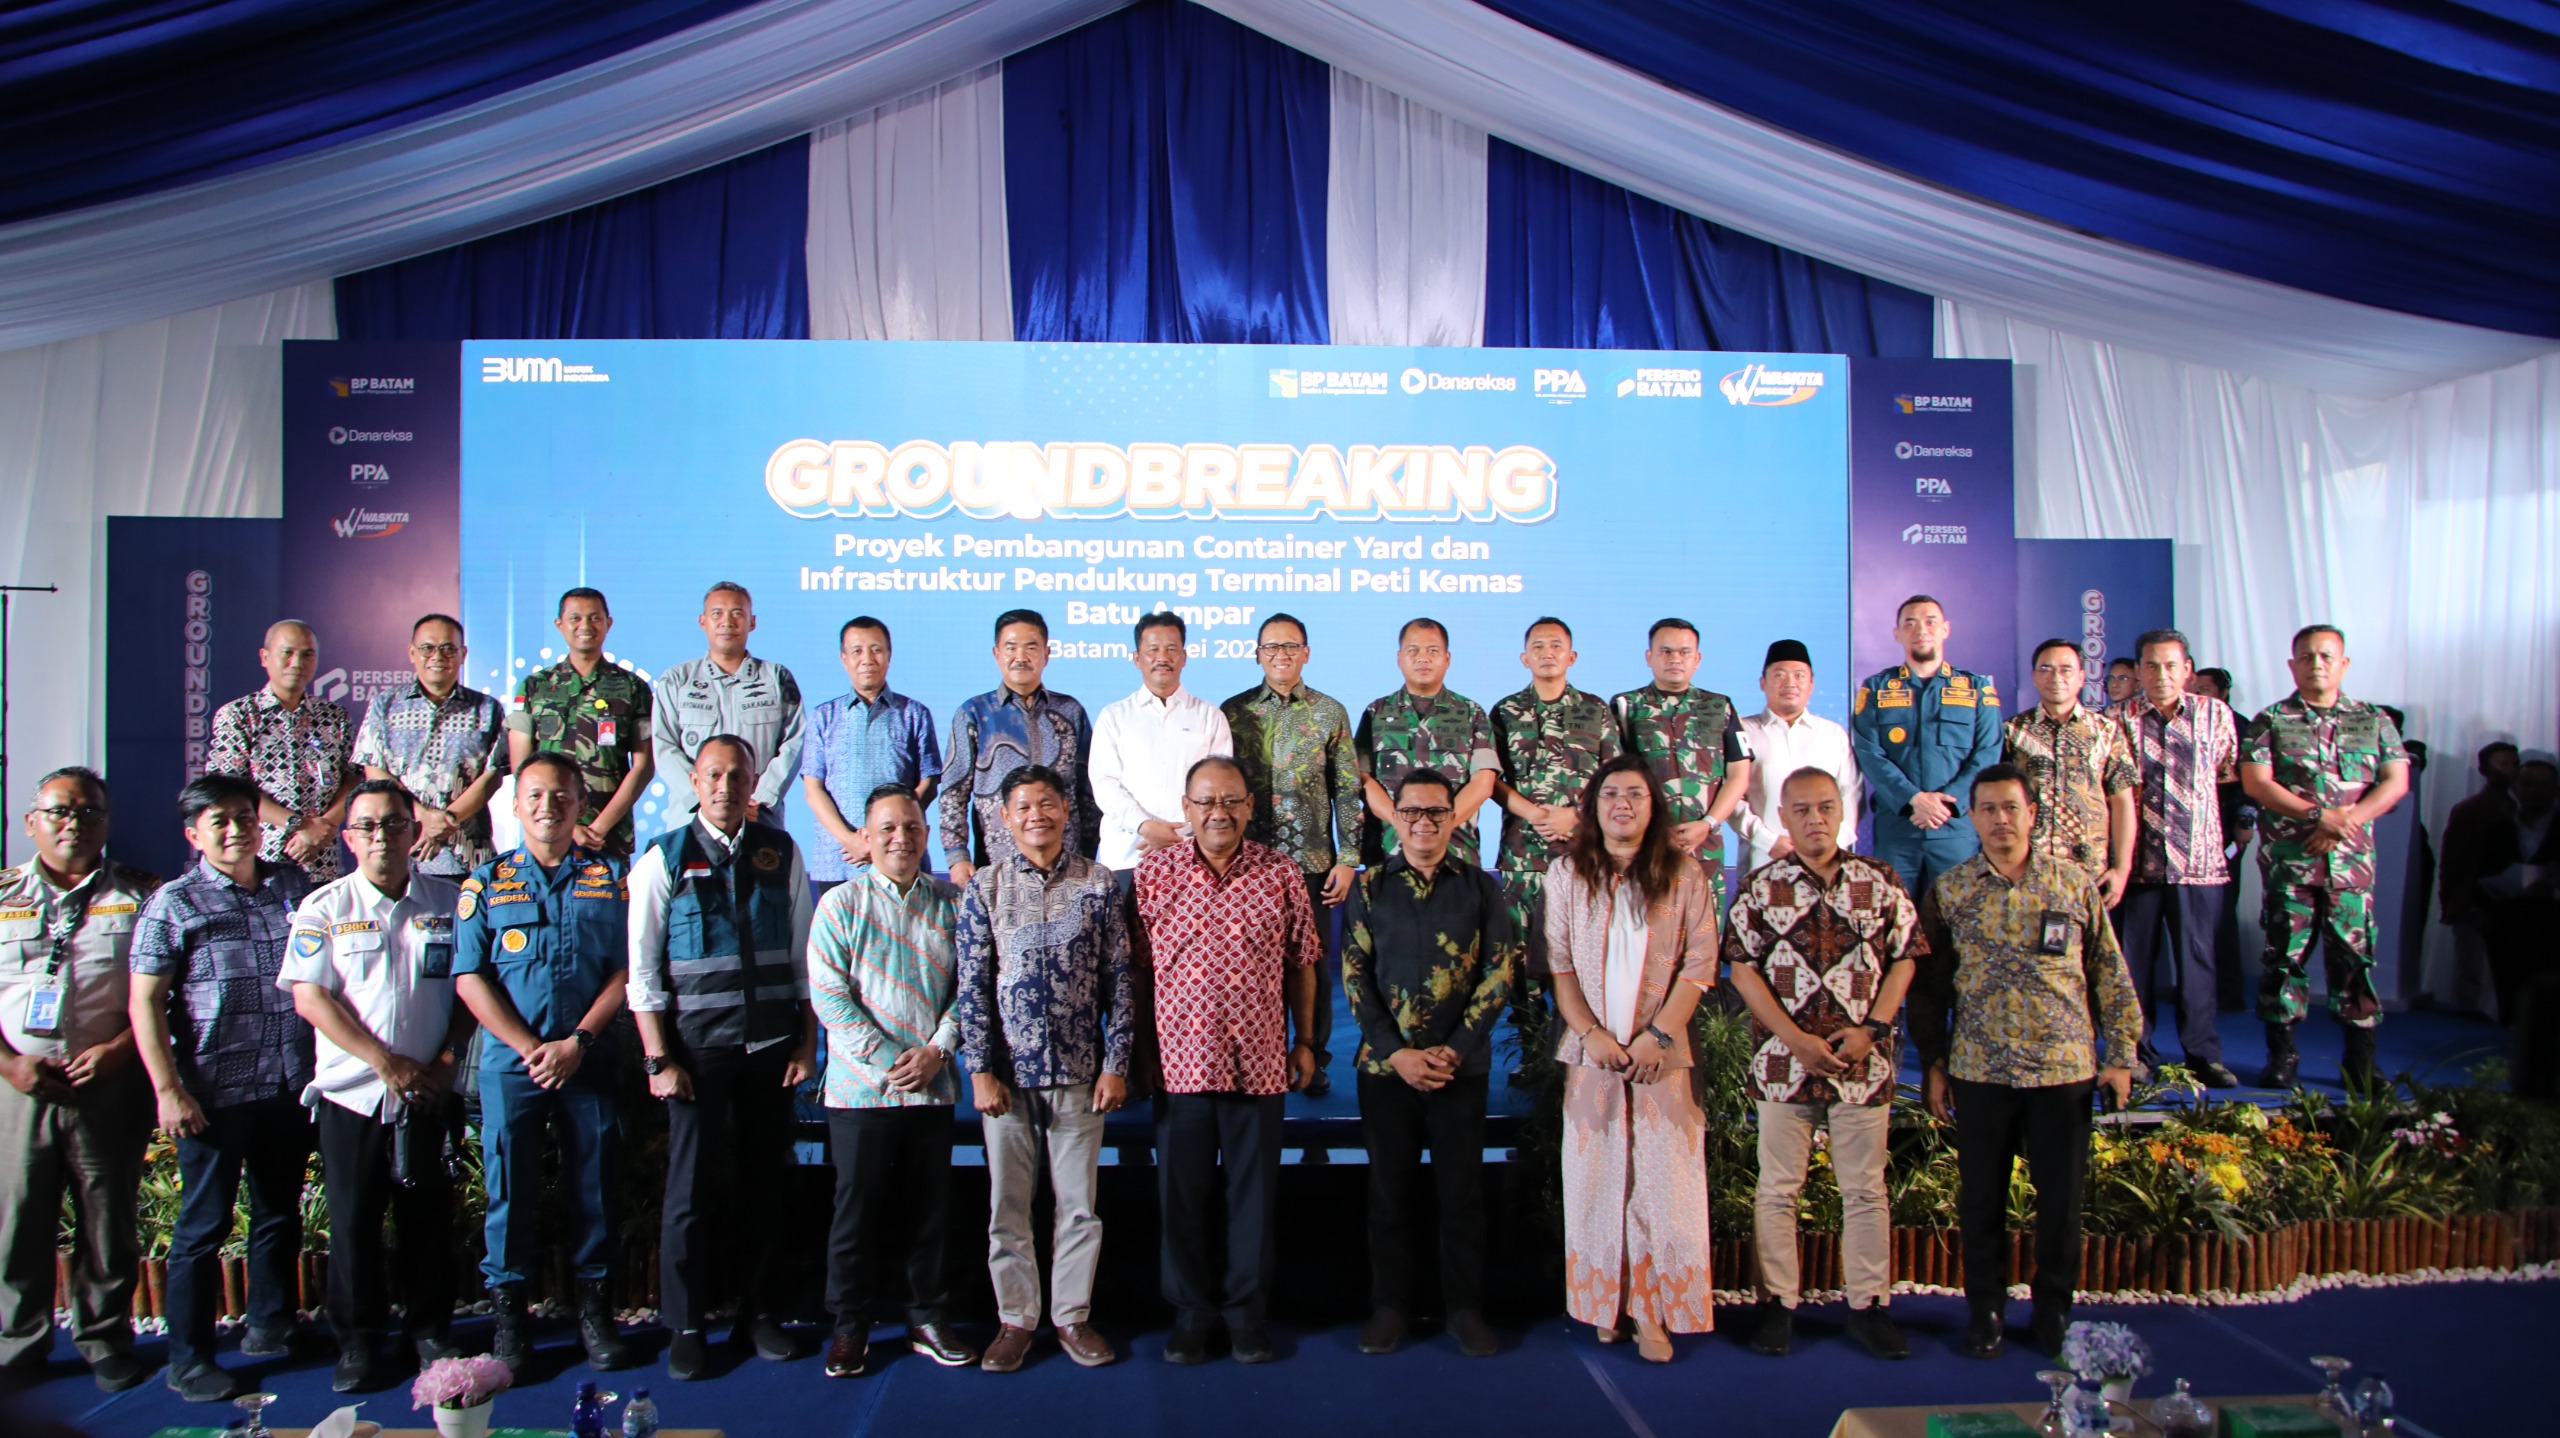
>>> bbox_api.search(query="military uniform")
[1354,688,1499,868]
[508,661,653,858]
[1610,683,1752,908]
[453,846,628,1294]
[648,655,805,829]
[1850,663,2004,896]
[1490,684,1620,975]
[2240,695,2406,1028]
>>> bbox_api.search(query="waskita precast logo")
[1892,393,1973,414]
[1269,368,1388,398]
[480,356,611,384]
[1718,364,1826,407]
[328,377,413,397]
[1895,441,1974,459]
[332,507,410,539]
[327,427,413,445]
[1901,522,1968,545]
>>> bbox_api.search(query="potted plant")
[2063,1319,2153,1405]
[413,1355,512,1438]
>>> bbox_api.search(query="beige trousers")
[983,1082,1107,1329]
[1753,1098,1892,1309]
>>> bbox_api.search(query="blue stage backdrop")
[1847,357,2018,697]
[2015,538,2175,709]
[104,517,283,880]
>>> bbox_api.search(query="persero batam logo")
[1400,368,1517,395]
[480,357,610,384]
[1718,364,1826,407]
[1532,369,1587,402]
[1616,367,1703,399]
[1900,522,1969,545]
[328,377,413,397]
[332,507,409,539]
[1895,441,1974,459]
[1893,393,1973,414]
[766,439,1556,524]
[1266,368,1387,398]
[328,427,413,445]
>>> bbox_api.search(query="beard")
[1908,642,1941,665]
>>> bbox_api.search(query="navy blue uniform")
[1850,663,2004,894]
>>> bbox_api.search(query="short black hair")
[1398,617,1448,649]
[695,733,758,768]
[1391,768,1456,805]
[2029,637,2080,667]
[1135,612,1187,646]
[2478,740,2521,772]
[840,615,891,648]
[177,772,262,826]
[704,580,751,606]
[346,778,416,817]
[411,613,463,641]
[557,586,609,617]
[2291,623,2345,653]
[1183,755,1246,793]
[862,782,922,819]
[1896,594,1944,621]
[33,765,108,808]
[2106,656,2139,674]
[2134,628,2191,664]
[997,764,1069,806]
[994,608,1049,643]
[2197,667,2235,702]
[1970,762,2038,808]
[1646,618,1699,647]
[1778,766,1841,799]
[513,750,584,792]
[1259,613,1307,643]
[1523,616,1572,644]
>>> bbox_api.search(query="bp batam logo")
[332,507,409,539]
[1267,368,1386,398]
[328,377,414,397]
[1893,393,1973,414]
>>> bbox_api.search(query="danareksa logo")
[764,439,1557,523]
[1718,364,1827,407]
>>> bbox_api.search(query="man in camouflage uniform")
[2238,624,2409,1089]
[1491,618,1620,1058]
[1612,618,1754,910]
[1355,619,1499,870]
[506,588,656,859]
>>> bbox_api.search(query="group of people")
[0,580,2417,1401]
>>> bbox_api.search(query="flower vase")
[433,1400,494,1438]
[2100,1377,2134,1407]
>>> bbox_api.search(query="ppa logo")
[348,463,390,487]
[332,507,409,539]
[1533,368,1587,402]
[1914,476,1952,499]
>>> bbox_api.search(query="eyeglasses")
[1394,806,1454,824]
[1183,796,1251,812]
[345,818,415,838]
[411,643,462,658]
[1256,642,1306,656]
[28,805,105,824]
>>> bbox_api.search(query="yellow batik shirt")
[1910,848,2139,1088]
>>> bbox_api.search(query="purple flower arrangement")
[413,1355,514,1410]
[2062,1320,2153,1381]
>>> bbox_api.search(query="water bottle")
[2352,1371,2395,1432]
[623,1388,659,1438]
[572,1380,615,1438]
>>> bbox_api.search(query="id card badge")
[421,942,453,979]
[2038,910,2073,956]
[596,718,618,749]
[23,978,65,1038]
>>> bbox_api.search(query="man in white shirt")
[282,780,472,1393]
[1088,614,1234,876]
[1735,640,1862,873]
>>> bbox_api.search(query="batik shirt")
[1222,683,1361,876]
[2242,695,2407,891]
[351,680,509,877]
[802,688,941,882]
[1354,688,1499,867]
[1723,853,1924,1106]
[953,849,1133,1089]
[507,659,653,857]
[939,687,1099,868]
[807,868,961,1108]
[128,859,316,1108]
[2001,704,2137,874]
[1490,685,1622,875]
[1911,849,2138,1088]
[2116,693,2239,885]
[206,688,356,881]
[1340,854,1517,1078]
[1134,840,1319,1095]
[1610,684,1752,864]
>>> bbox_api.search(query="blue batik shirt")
[953,849,1133,1089]
[938,686,1100,868]
[129,859,316,1109]
[351,680,509,878]
[803,687,941,882]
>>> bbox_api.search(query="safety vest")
[647,821,798,1054]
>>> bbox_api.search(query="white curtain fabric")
[1324,71,1486,347]
[806,64,1014,341]
[1209,0,2555,398]
[0,281,338,846]
[0,0,1118,352]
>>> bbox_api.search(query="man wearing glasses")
[1340,770,1517,1358]
[354,615,509,881]
[1222,615,1360,1097]
[281,781,473,1392]
[507,589,655,859]
[0,768,160,1392]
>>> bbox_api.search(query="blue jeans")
[167,1097,312,1369]
[478,1068,619,1290]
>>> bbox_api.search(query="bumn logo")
[479,357,610,384]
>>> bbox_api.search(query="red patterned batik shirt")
[1721,852,1927,1105]
[1133,838,1320,1095]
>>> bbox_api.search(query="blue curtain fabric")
[0,0,764,225]
[1004,0,1330,344]
[333,138,810,341]
[1484,139,1930,355]
[1476,0,2560,339]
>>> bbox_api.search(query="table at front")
[1829,1393,2328,1438]
[149,1429,727,1438]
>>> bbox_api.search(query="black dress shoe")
[909,1322,980,1367]
[1357,1307,1406,1356]
[667,1330,710,1381]
[413,1328,463,1365]
[1747,1297,1792,1357]
[238,1326,295,1358]
[1448,1309,1498,1359]
[332,1344,381,1394]
[1846,1304,1909,1360]
[746,1317,795,1362]
[90,1350,155,1393]
[2030,1305,2070,1357]
[1229,1323,1275,1364]
[2195,1060,2241,1088]
[1961,1310,2004,1360]
[168,1361,246,1402]
[823,1327,867,1379]
[1163,1324,1212,1365]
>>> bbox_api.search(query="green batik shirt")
[2241,694,2406,892]
[1222,682,1362,876]
[1611,684,1751,864]
[1354,688,1499,868]
[1340,854,1518,1077]
[1911,849,2139,1088]
[1490,684,1621,875]
[507,659,654,857]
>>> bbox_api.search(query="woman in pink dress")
[1547,754,1719,1361]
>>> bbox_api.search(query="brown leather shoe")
[981,1324,1036,1374]
[910,1322,980,1367]
[1056,1322,1117,1367]
[823,1327,868,1379]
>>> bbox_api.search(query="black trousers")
[1357,1071,1488,1314]
[1303,874,1339,1067]
[316,1096,457,1343]
[1954,1078,2091,1316]
[2114,882,2228,1066]
[824,1106,952,1329]
[1155,1091,1284,1327]
[660,1043,796,1331]
[166,1096,312,1369]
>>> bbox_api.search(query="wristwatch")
[2304,804,2325,827]
[570,1027,596,1051]
[1862,1017,1897,1042]
[1643,1023,1675,1050]
[641,1054,668,1076]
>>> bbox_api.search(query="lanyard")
[42,878,97,980]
